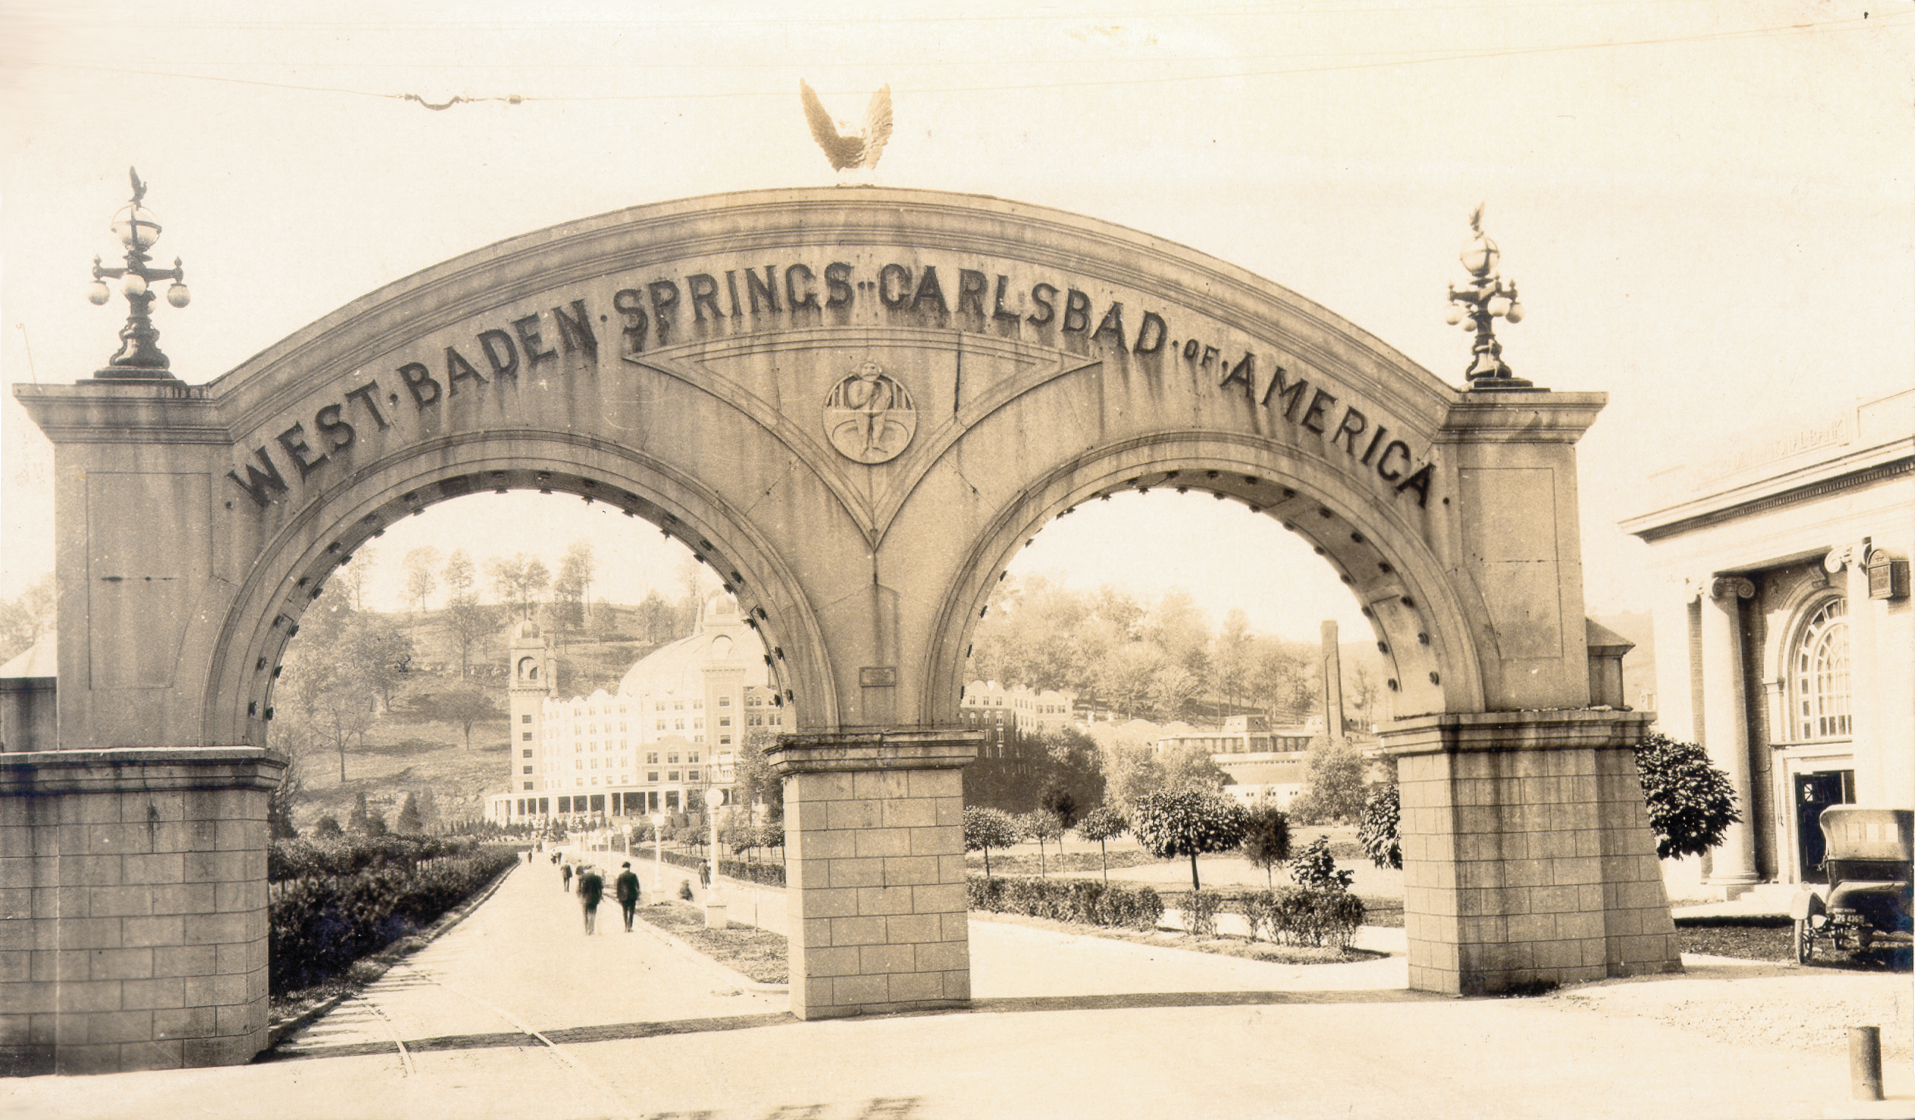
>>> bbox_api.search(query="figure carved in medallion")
[824,362,917,464]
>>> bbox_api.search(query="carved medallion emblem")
[823,361,916,464]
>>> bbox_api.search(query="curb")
[266,857,523,1049]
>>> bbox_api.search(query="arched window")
[1793,597,1851,741]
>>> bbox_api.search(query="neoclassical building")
[1623,388,1912,893]
[485,593,784,824]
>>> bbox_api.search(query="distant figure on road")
[699,863,711,889]
[615,862,641,931]
[577,864,605,934]
[561,862,573,891]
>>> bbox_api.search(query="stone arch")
[922,433,1487,726]
[199,432,833,749]
[12,187,1679,1068]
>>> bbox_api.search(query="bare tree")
[552,541,596,628]
[443,549,476,599]
[402,546,441,616]
[488,554,551,619]
[0,574,56,663]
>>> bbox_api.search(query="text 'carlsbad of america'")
[224,259,1435,509]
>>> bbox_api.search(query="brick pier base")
[1383,710,1680,995]
[1,748,285,1075]
[767,730,979,1020]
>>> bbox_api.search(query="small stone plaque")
[859,666,898,687]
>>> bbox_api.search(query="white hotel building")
[484,593,784,825]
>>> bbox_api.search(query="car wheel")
[1794,919,1814,965]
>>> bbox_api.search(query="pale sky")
[2,1,1909,642]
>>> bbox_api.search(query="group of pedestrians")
[554,851,642,934]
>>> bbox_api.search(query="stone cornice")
[767,728,981,775]
[1434,392,1608,445]
[1622,452,1913,543]
[1379,709,1653,756]
[0,746,287,794]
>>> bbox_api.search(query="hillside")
[280,602,690,833]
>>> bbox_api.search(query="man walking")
[577,863,605,934]
[561,861,573,891]
[615,861,641,931]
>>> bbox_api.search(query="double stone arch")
[22,188,1670,1024]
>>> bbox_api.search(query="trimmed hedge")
[1237,887,1365,950]
[269,836,518,994]
[651,846,788,888]
[967,876,1164,930]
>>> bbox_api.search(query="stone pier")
[0,748,284,1075]
[1384,711,1679,995]
[768,731,978,1020]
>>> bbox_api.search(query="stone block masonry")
[768,730,979,1020]
[1385,710,1678,995]
[0,748,284,1075]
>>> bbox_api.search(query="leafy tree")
[332,547,376,610]
[1210,608,1254,717]
[732,728,784,821]
[429,683,500,750]
[1158,739,1231,793]
[1240,804,1293,886]
[1633,732,1741,859]
[1358,780,1402,870]
[1289,835,1355,892]
[1075,803,1128,883]
[362,812,389,837]
[313,815,343,837]
[402,546,441,616]
[1017,809,1064,878]
[1249,638,1318,723]
[395,792,423,834]
[488,553,551,619]
[349,791,371,832]
[1289,738,1370,825]
[1130,786,1249,891]
[342,613,414,713]
[0,573,55,664]
[1039,782,1080,834]
[963,806,1020,877]
[634,590,676,644]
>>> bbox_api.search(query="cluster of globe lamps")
[83,168,189,380]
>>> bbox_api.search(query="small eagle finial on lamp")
[800,80,892,182]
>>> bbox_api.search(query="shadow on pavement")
[261,987,1442,1064]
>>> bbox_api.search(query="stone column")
[767,730,978,1020]
[1384,710,1679,995]
[0,748,284,1075]
[1697,576,1758,891]
[1828,545,1879,797]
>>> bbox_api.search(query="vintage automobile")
[1789,806,1913,964]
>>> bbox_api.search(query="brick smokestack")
[1321,619,1346,745]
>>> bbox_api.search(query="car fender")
[1789,888,1827,922]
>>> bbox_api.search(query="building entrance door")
[1795,770,1852,882]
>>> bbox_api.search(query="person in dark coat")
[577,864,605,934]
[614,862,641,931]
[561,862,573,891]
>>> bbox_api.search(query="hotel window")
[521,714,532,724]
[668,771,680,781]
[647,752,659,764]
[521,732,532,741]
[648,772,659,782]
[522,766,532,774]
[1793,596,1852,741]
[719,716,731,727]
[689,770,701,782]
[688,751,700,763]
[522,749,532,758]
[668,752,680,764]
[718,695,731,707]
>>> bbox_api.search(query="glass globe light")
[1505,302,1525,324]
[1486,295,1511,318]
[167,282,191,308]
[121,272,147,298]
[1444,304,1466,325]
[86,280,110,305]
[111,204,162,251]
[1459,236,1498,277]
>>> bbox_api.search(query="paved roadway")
[2,856,1908,1120]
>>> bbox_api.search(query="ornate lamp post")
[703,787,728,929]
[1445,204,1529,390]
[650,811,665,900]
[85,168,190,380]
